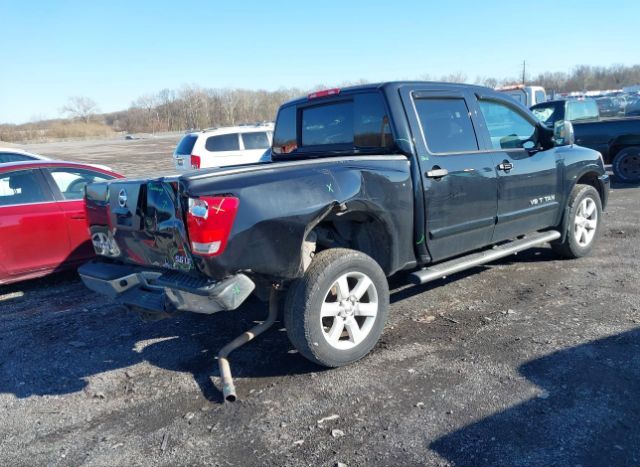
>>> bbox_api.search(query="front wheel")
[552,184,602,259]
[284,248,389,367]
[612,147,640,183]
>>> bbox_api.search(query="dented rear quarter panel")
[180,156,415,280]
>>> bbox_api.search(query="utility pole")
[522,60,526,85]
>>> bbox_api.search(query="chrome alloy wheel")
[574,197,598,247]
[320,272,379,350]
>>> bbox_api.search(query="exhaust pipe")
[217,288,279,402]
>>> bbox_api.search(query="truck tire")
[284,248,389,367]
[612,147,640,183]
[552,184,602,259]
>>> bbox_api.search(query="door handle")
[498,161,514,172]
[425,168,449,178]
[70,213,86,220]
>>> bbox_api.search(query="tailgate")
[86,178,195,272]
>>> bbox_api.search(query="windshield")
[531,104,560,126]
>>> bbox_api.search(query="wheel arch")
[302,207,398,277]
[558,173,604,243]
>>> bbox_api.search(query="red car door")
[43,166,117,262]
[0,169,70,280]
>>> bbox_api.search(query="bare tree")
[133,94,160,134]
[61,96,100,123]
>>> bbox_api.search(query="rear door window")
[205,134,240,152]
[414,97,479,153]
[0,169,51,206]
[175,134,198,155]
[241,132,270,150]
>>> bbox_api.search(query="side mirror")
[553,120,575,146]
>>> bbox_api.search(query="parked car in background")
[173,123,274,172]
[0,161,123,285]
[595,97,621,118]
[0,147,49,163]
[497,84,547,107]
[625,95,640,117]
[0,147,115,172]
[531,98,640,183]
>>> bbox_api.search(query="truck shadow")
[0,274,318,404]
[430,328,640,466]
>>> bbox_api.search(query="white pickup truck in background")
[497,84,547,107]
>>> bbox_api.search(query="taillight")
[186,196,239,256]
[190,154,201,169]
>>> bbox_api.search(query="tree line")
[2,64,640,142]
[108,64,640,134]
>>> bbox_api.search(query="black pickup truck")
[531,98,640,182]
[80,82,609,378]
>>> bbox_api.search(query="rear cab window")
[272,91,394,157]
[566,99,599,122]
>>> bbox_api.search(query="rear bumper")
[78,261,255,316]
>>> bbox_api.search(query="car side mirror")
[553,120,575,146]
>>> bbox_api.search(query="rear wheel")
[552,184,602,259]
[612,147,640,183]
[284,248,389,367]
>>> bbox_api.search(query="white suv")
[173,123,274,172]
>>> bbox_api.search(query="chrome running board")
[409,230,561,285]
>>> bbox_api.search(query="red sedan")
[0,160,124,285]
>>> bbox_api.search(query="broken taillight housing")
[186,196,239,256]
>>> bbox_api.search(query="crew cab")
[531,98,640,182]
[79,82,609,372]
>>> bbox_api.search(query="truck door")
[474,94,561,242]
[401,88,498,262]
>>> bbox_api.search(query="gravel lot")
[1,136,639,466]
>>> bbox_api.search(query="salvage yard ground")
[1,136,639,466]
